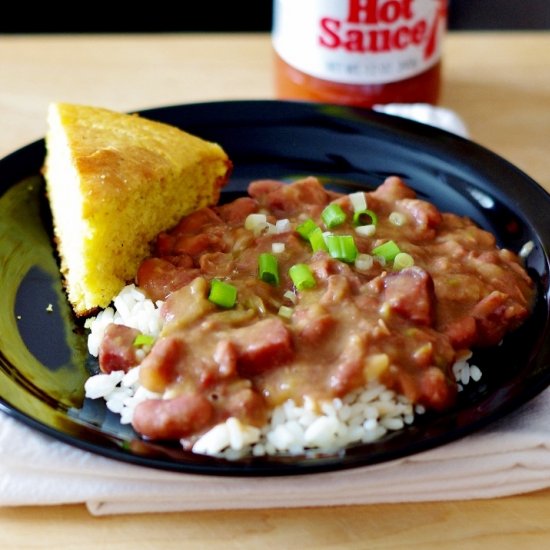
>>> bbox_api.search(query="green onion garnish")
[289,263,316,290]
[355,253,374,271]
[355,224,376,237]
[296,218,318,240]
[372,240,401,262]
[325,234,358,263]
[283,289,297,304]
[278,305,294,319]
[349,191,367,212]
[258,253,279,285]
[244,213,268,235]
[322,203,347,229]
[353,209,378,226]
[208,279,237,308]
[393,252,414,270]
[308,227,328,252]
[133,334,155,347]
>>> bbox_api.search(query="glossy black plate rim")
[0,99,549,477]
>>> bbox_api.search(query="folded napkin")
[1,104,548,516]
[2,387,550,515]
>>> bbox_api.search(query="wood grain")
[2,491,550,549]
[1,31,550,548]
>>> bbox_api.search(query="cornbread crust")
[43,103,231,316]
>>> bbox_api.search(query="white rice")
[452,351,482,391]
[84,284,481,459]
[84,284,163,357]
[84,366,161,425]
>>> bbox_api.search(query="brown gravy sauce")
[98,176,534,445]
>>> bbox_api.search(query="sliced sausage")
[472,291,530,346]
[256,177,331,217]
[383,267,435,326]
[173,207,223,234]
[230,318,293,376]
[98,323,140,374]
[137,257,200,302]
[215,197,258,225]
[132,394,213,440]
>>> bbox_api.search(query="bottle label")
[273,0,446,85]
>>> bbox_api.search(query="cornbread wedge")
[43,103,231,316]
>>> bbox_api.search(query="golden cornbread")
[43,103,231,316]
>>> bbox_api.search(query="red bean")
[132,394,213,440]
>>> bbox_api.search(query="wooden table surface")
[1,32,550,549]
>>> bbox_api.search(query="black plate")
[1,100,549,476]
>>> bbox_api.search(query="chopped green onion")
[308,227,328,252]
[283,289,297,304]
[372,240,401,262]
[322,203,347,229]
[265,222,277,235]
[258,253,279,285]
[353,209,378,226]
[393,252,414,270]
[133,333,155,347]
[278,305,294,319]
[349,192,367,212]
[296,218,318,240]
[289,263,316,290]
[355,253,374,271]
[275,219,291,233]
[245,213,268,235]
[325,234,358,263]
[208,279,237,308]
[355,224,376,237]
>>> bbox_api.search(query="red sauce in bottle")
[273,0,447,108]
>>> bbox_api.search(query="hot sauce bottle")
[273,0,447,107]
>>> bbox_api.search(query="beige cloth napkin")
[2,387,550,515]
[2,104,548,516]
